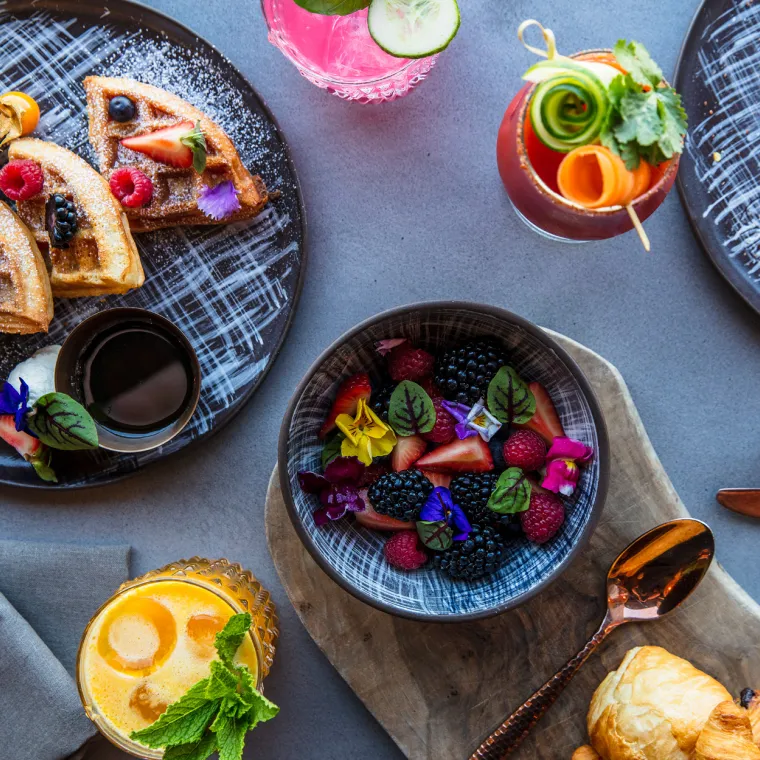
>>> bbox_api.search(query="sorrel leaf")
[27,393,98,451]
[388,380,435,436]
[293,0,370,15]
[321,431,344,468]
[487,468,532,514]
[486,366,535,425]
[417,520,453,551]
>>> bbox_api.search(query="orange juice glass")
[76,558,278,758]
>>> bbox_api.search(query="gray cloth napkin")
[0,539,130,760]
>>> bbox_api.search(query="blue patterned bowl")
[278,302,609,621]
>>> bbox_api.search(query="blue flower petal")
[450,503,473,541]
[419,486,451,522]
[0,381,21,415]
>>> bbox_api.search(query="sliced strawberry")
[121,121,195,168]
[420,470,452,489]
[414,436,494,473]
[0,415,40,458]
[391,434,427,472]
[515,382,565,444]
[0,415,56,482]
[355,499,412,532]
[318,373,372,439]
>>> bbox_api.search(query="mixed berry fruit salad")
[298,337,595,582]
[497,21,686,245]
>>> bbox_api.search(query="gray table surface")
[3,0,760,757]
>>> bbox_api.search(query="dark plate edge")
[0,0,309,490]
[673,0,760,315]
[276,300,611,623]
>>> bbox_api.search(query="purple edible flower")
[197,180,241,220]
[440,400,478,440]
[419,487,472,541]
[298,456,366,526]
[0,378,33,434]
[375,338,407,356]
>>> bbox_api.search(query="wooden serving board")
[266,331,760,759]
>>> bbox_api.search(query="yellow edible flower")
[336,399,397,466]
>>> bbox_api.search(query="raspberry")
[383,531,428,571]
[419,376,442,399]
[388,344,435,383]
[520,492,565,544]
[422,397,457,444]
[109,167,153,208]
[503,430,547,471]
[0,160,44,201]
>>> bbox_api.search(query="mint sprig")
[600,40,688,170]
[180,121,207,174]
[130,613,279,760]
[293,0,369,14]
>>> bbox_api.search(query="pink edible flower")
[542,458,581,496]
[541,436,594,496]
[546,436,594,463]
[375,338,407,356]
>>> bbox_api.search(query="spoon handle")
[469,618,614,759]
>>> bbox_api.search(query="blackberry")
[434,338,509,406]
[431,524,507,580]
[450,473,523,536]
[367,470,433,522]
[45,194,77,249]
[371,381,395,423]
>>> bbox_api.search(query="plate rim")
[277,300,611,623]
[0,0,308,490]
[673,0,760,315]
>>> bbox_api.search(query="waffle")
[8,138,144,298]
[83,76,269,232]
[0,200,53,334]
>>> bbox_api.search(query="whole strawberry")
[388,344,435,383]
[503,430,547,471]
[384,530,428,570]
[422,397,457,444]
[520,492,565,544]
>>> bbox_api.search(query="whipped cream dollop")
[7,345,61,405]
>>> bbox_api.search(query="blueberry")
[108,96,136,123]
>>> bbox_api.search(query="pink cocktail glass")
[496,51,680,243]
[261,0,438,102]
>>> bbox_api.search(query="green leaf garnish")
[321,430,344,468]
[130,678,218,748]
[388,380,436,436]
[416,520,453,551]
[214,611,251,666]
[600,41,687,170]
[486,367,535,426]
[487,468,532,515]
[293,0,369,14]
[27,393,98,451]
[163,733,217,760]
[130,613,279,760]
[180,121,207,174]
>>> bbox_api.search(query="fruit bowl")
[278,302,609,621]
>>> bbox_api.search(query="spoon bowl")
[607,519,715,624]
[471,518,715,759]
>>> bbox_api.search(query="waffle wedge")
[0,200,53,334]
[83,76,269,232]
[8,138,144,298]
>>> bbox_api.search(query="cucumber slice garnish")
[523,58,620,88]
[529,67,608,152]
[368,0,460,59]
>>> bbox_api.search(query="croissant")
[695,701,760,759]
[572,747,602,760]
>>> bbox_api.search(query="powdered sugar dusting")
[0,5,304,487]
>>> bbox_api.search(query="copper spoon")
[470,518,715,759]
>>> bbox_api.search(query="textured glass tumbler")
[76,558,278,759]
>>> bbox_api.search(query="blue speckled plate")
[0,0,306,489]
[279,302,609,622]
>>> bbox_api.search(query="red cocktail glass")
[497,51,680,243]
